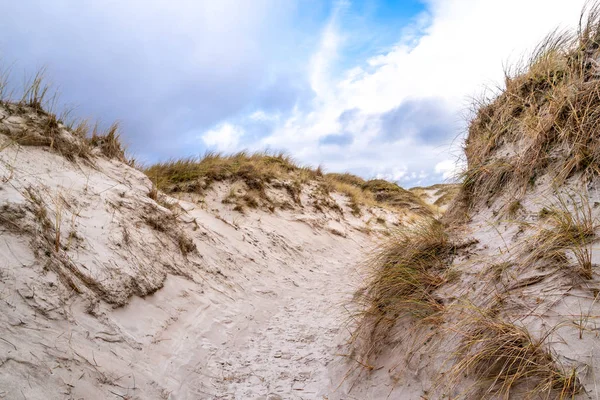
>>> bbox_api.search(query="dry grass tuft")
[148,185,159,201]
[323,174,433,216]
[353,219,452,358]
[526,192,597,278]
[450,309,580,399]
[143,212,173,233]
[222,184,262,211]
[177,231,196,256]
[363,179,430,212]
[20,68,51,112]
[1,103,93,161]
[88,122,126,161]
[145,151,303,191]
[325,172,367,187]
[0,67,126,162]
[144,151,311,205]
[142,205,197,256]
[507,199,523,217]
[322,176,374,216]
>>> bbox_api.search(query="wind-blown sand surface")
[0,108,412,399]
[106,222,363,400]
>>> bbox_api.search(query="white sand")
[0,113,409,399]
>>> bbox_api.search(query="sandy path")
[0,132,391,399]
[198,249,356,399]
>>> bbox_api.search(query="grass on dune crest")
[322,176,375,216]
[363,179,427,209]
[325,172,367,187]
[144,151,316,192]
[144,151,317,211]
[323,175,433,215]
[145,153,433,215]
[0,67,127,163]
[321,175,433,215]
[450,2,600,214]
[0,65,432,216]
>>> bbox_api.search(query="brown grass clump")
[507,199,522,217]
[88,122,127,162]
[142,205,197,256]
[455,3,600,211]
[145,151,317,212]
[526,193,597,278]
[363,179,431,213]
[325,172,367,187]
[222,184,262,211]
[450,309,580,399]
[148,185,159,201]
[322,176,374,216]
[0,67,127,162]
[177,231,196,256]
[353,219,452,358]
[143,213,173,233]
[19,69,51,112]
[1,103,93,161]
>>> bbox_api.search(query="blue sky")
[0,0,590,186]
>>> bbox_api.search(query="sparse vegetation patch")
[353,219,453,359]
[0,68,126,162]
[145,153,430,215]
[526,193,597,278]
[450,309,580,399]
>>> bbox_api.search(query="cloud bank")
[243,0,589,186]
[1,0,591,186]
[0,0,316,157]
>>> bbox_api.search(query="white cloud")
[376,167,408,182]
[253,0,588,186]
[308,1,348,102]
[201,123,245,152]
[5,0,591,185]
[435,159,461,180]
[249,110,279,122]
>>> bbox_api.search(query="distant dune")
[410,183,461,214]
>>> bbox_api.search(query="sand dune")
[0,104,420,399]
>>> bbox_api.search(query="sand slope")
[0,108,410,399]
[328,180,600,399]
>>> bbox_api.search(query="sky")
[0,0,591,187]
